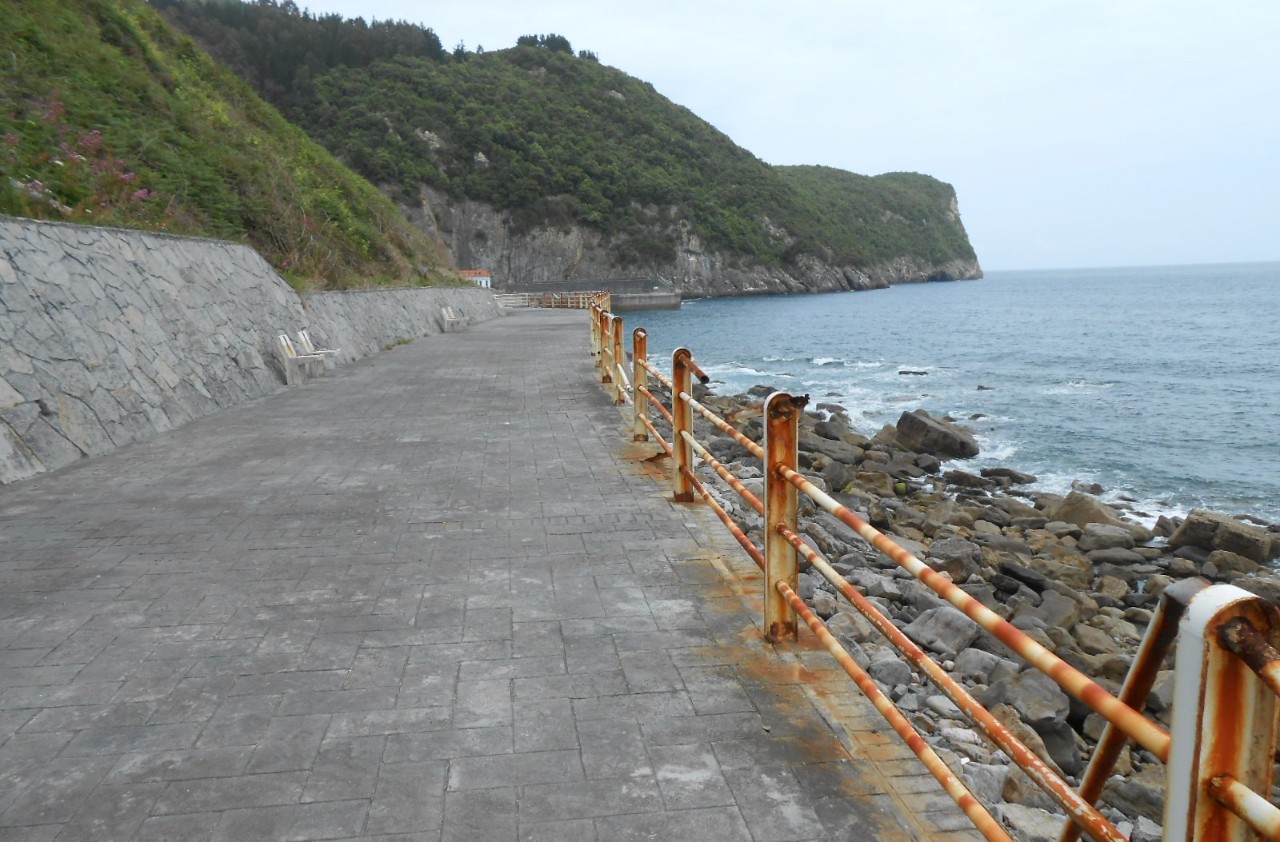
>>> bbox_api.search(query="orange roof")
[457,269,491,277]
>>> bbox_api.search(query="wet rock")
[982,467,1038,485]
[813,418,849,441]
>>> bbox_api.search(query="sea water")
[625,262,1280,526]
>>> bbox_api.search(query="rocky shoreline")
[660,383,1280,842]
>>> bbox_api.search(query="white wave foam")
[1043,379,1118,395]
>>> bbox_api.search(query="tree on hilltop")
[516,33,574,54]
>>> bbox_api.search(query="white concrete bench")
[297,329,338,358]
[275,334,325,386]
[441,307,464,331]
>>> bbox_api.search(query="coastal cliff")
[411,186,982,298]
[157,4,983,295]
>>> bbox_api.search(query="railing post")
[590,305,599,364]
[763,391,802,642]
[611,316,625,404]
[671,348,694,503]
[632,328,648,441]
[599,309,612,384]
[1164,584,1280,842]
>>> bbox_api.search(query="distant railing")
[588,301,1280,842]
[494,291,607,310]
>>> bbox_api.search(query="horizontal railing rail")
[495,291,607,310]
[587,303,1280,842]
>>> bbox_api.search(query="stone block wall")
[0,216,499,484]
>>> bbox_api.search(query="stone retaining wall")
[0,216,500,484]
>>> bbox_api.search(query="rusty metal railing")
[589,305,1280,842]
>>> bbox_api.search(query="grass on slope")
[0,0,452,289]
[776,166,977,267]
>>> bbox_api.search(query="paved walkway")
[0,309,982,841]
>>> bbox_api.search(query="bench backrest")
[298,329,320,354]
[277,334,301,358]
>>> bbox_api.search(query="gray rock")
[952,648,1003,683]
[982,467,1038,485]
[902,606,980,658]
[1047,491,1149,540]
[1015,590,1081,630]
[1103,765,1165,822]
[868,655,914,688]
[1169,508,1277,563]
[961,763,1011,806]
[998,560,1049,592]
[996,804,1069,842]
[1086,547,1148,565]
[1132,816,1163,842]
[1073,623,1120,656]
[925,694,965,720]
[811,592,840,618]
[813,418,849,441]
[894,409,980,459]
[1002,766,1062,812]
[826,610,878,645]
[983,671,1070,730]
[926,537,984,581]
[1207,548,1264,576]
[1076,524,1136,552]
[1238,574,1280,605]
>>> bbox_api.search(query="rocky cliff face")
[404,187,982,298]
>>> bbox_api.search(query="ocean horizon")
[627,260,1280,527]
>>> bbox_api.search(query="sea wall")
[0,216,500,484]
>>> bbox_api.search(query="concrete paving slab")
[0,309,985,840]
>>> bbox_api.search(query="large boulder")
[1169,509,1278,563]
[1045,491,1149,540]
[894,409,979,459]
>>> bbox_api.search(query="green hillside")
[0,0,451,289]
[776,167,977,267]
[155,0,980,275]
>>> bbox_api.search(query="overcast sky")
[297,0,1278,271]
